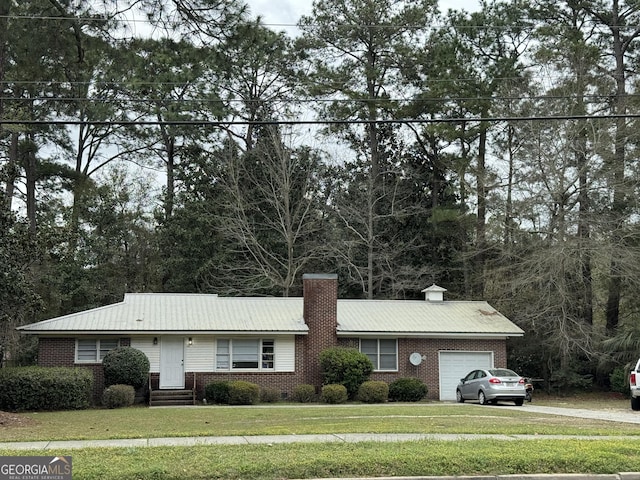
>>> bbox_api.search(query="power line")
[0,14,632,30]
[0,113,635,127]
[0,93,628,106]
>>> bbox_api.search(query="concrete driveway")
[484,403,640,424]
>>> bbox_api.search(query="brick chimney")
[302,273,338,388]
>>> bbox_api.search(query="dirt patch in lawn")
[0,411,36,428]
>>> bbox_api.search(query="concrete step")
[149,389,195,406]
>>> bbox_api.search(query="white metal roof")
[336,300,523,338]
[17,293,308,335]
[17,293,523,338]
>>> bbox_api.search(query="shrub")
[388,377,428,402]
[358,380,389,403]
[260,386,281,403]
[321,384,348,404]
[102,347,150,389]
[291,384,316,403]
[319,347,373,398]
[0,367,93,411]
[228,380,260,405]
[102,384,135,408]
[610,367,630,395]
[204,381,231,404]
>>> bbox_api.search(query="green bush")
[102,347,150,389]
[260,386,281,403]
[358,380,389,403]
[321,384,348,404]
[319,347,373,398]
[102,384,135,408]
[204,381,231,404]
[0,367,93,411]
[610,367,630,395]
[228,380,260,405]
[291,384,316,403]
[388,377,428,402]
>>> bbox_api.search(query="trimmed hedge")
[228,380,260,405]
[291,384,316,403]
[0,366,93,411]
[358,380,389,403]
[321,384,348,404]
[102,347,150,389]
[102,384,135,408]
[319,347,373,398]
[388,377,428,402]
[204,381,231,404]
[260,386,281,403]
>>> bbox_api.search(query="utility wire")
[0,14,632,30]
[0,94,627,104]
[0,113,635,126]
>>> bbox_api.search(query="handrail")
[192,372,197,404]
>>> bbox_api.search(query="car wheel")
[514,398,524,406]
[631,396,640,411]
[456,390,464,403]
[478,391,487,405]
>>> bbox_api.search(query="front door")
[159,337,185,389]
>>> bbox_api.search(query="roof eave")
[337,331,524,338]
[17,329,308,336]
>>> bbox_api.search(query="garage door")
[438,351,493,401]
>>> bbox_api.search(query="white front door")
[159,337,185,389]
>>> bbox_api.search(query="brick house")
[17,274,523,403]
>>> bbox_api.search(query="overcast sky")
[245,0,481,35]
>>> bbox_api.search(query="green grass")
[2,402,639,442]
[1,399,639,479]
[1,440,639,480]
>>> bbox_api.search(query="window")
[76,339,119,362]
[360,339,397,371]
[216,339,230,370]
[262,340,274,369]
[216,339,275,370]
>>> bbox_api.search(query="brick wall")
[38,338,75,367]
[341,337,508,400]
[38,337,133,403]
[302,273,339,387]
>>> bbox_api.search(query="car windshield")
[488,368,519,377]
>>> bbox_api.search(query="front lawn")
[0,401,637,442]
[1,399,639,480]
[1,439,639,480]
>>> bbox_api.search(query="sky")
[245,0,480,34]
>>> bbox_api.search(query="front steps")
[149,389,196,406]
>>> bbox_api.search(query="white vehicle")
[630,359,640,411]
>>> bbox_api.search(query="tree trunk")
[24,133,38,236]
[605,0,627,332]
[159,123,176,221]
[475,120,488,298]
[0,0,10,212]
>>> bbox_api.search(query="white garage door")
[438,351,493,401]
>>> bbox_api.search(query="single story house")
[17,273,524,403]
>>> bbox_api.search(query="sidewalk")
[2,405,640,480]
[2,433,640,480]
[2,431,640,451]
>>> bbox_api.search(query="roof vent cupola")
[421,284,447,302]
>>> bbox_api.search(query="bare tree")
[199,127,328,296]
